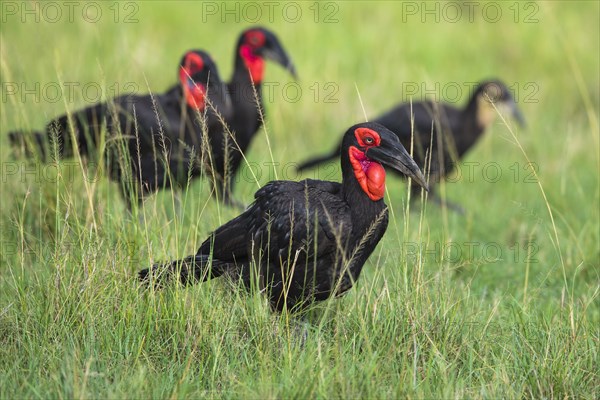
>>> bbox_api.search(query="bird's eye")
[364,137,374,145]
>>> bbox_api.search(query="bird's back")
[376,101,459,146]
[375,101,464,179]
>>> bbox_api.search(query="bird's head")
[237,27,297,83]
[342,122,428,201]
[473,79,526,129]
[178,50,228,111]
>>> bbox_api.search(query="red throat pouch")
[349,146,386,201]
[239,45,265,83]
[179,68,206,111]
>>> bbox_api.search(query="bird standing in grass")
[9,50,231,207]
[217,27,297,206]
[296,80,525,210]
[139,122,428,312]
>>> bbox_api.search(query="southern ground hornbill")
[218,26,297,205]
[9,50,231,207]
[296,79,525,209]
[139,122,428,312]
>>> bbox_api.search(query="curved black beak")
[261,37,298,79]
[366,139,429,191]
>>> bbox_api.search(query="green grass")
[1,1,599,398]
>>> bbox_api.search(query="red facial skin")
[349,128,386,201]
[239,30,266,83]
[179,52,207,110]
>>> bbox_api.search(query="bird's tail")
[8,130,52,161]
[9,114,97,161]
[296,146,339,172]
[138,254,228,288]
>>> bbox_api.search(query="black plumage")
[139,122,428,312]
[297,79,525,200]
[9,50,230,206]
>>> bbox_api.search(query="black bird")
[217,27,297,205]
[9,50,231,206]
[139,122,428,312]
[296,79,525,207]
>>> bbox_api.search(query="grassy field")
[1,1,599,398]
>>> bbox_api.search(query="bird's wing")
[106,89,189,151]
[198,180,351,265]
[375,104,414,139]
[376,102,442,139]
[249,180,351,263]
